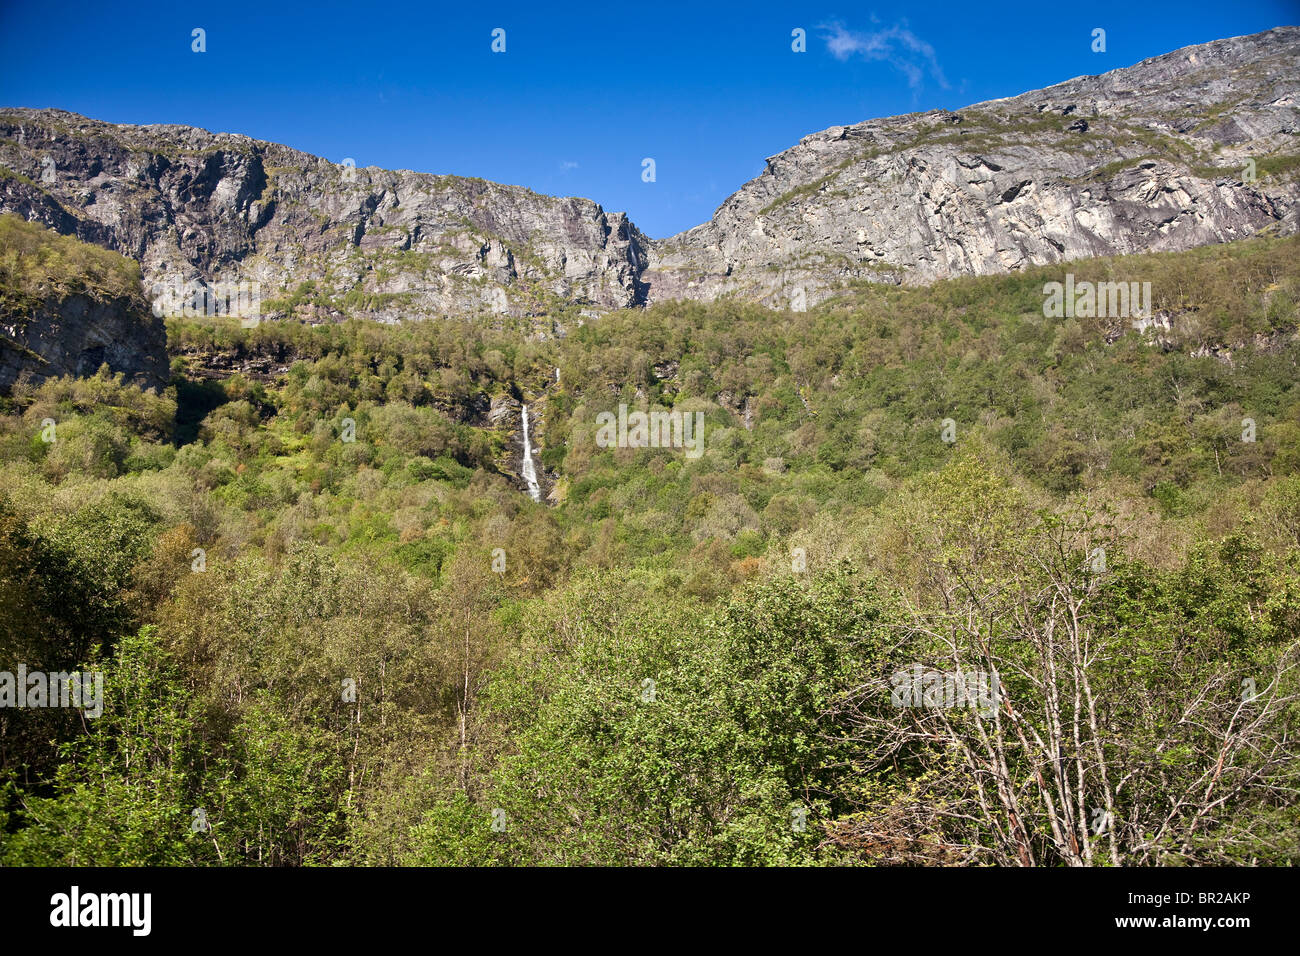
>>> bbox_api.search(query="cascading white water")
[520,404,541,502]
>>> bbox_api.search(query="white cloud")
[559,160,579,171]
[821,22,949,91]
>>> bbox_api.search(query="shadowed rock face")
[0,287,168,394]
[0,216,169,393]
[643,27,1300,308]
[0,28,1296,326]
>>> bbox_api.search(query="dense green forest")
[2,233,1298,865]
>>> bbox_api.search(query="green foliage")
[2,234,1298,866]
[409,568,886,865]
[0,214,143,319]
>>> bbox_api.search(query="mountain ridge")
[0,107,650,322]
[1,26,1297,323]
[644,25,1300,306]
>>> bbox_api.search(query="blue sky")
[1,0,1296,237]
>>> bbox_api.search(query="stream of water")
[520,404,541,502]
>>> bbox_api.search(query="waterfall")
[520,404,541,502]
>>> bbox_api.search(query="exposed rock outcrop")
[0,111,650,322]
[0,28,1296,323]
[0,216,167,392]
[644,27,1300,307]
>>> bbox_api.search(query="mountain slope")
[0,110,649,324]
[0,28,1296,324]
[644,26,1300,307]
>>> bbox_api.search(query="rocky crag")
[0,112,649,324]
[644,26,1300,308]
[0,215,167,392]
[0,27,1296,325]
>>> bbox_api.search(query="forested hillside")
[2,230,1298,866]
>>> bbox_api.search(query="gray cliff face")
[0,27,1296,327]
[0,287,169,393]
[644,27,1300,308]
[0,111,650,321]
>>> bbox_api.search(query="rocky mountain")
[0,27,1296,325]
[645,26,1300,308]
[0,215,168,393]
[0,111,649,325]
